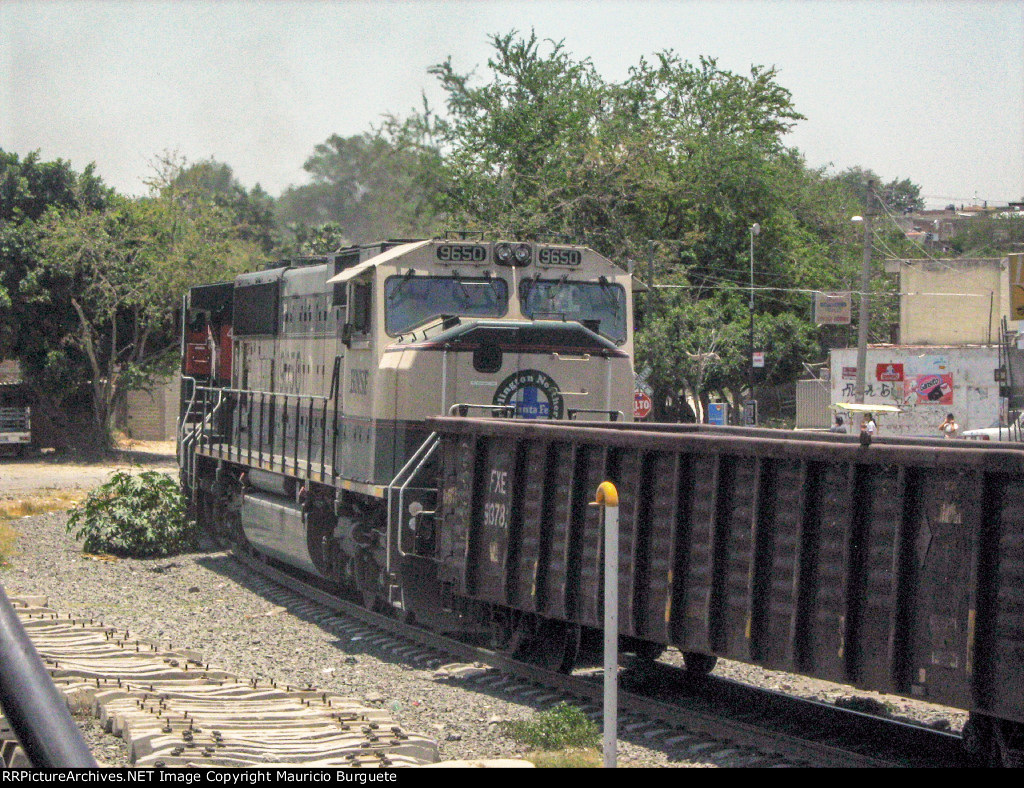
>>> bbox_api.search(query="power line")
[653,283,995,299]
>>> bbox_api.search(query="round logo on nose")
[493,369,564,419]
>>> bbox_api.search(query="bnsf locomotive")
[179,237,635,618]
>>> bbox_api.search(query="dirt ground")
[0,440,177,500]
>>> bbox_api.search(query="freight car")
[418,415,1024,766]
[179,237,636,611]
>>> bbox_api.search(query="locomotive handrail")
[385,431,440,576]
[447,403,516,418]
[0,586,98,767]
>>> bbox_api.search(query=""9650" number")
[537,247,582,266]
[436,244,487,263]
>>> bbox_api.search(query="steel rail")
[227,544,913,768]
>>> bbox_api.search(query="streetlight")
[748,223,761,425]
[851,212,873,404]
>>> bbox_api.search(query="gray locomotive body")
[180,237,636,622]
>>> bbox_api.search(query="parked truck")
[0,384,31,457]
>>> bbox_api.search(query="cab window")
[384,275,508,336]
[519,278,627,343]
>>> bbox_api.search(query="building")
[887,257,1003,345]
[822,253,1024,438]
[116,375,179,441]
[828,344,1017,437]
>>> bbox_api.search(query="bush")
[66,470,197,557]
[500,703,601,751]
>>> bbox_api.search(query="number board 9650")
[436,244,487,263]
[537,247,582,266]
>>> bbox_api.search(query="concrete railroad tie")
[3,597,439,768]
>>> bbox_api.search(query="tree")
[27,163,262,449]
[424,32,881,419]
[156,155,279,254]
[276,114,446,246]
[0,150,113,446]
[430,31,615,243]
[948,213,1024,256]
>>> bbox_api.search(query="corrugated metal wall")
[795,379,830,429]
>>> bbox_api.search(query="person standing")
[861,412,877,436]
[938,413,960,438]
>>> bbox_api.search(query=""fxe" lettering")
[349,369,369,395]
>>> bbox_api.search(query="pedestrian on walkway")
[938,413,960,438]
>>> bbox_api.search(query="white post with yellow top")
[593,481,619,768]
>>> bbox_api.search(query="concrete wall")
[121,376,178,441]
[896,258,1004,345]
[829,345,1003,437]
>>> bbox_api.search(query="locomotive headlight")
[513,244,532,265]
[495,243,514,264]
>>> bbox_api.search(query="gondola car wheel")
[682,651,718,674]
[534,620,580,674]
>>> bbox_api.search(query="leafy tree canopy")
[425,31,875,416]
[275,114,446,247]
[8,153,263,448]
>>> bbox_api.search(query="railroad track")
[224,546,972,768]
[4,543,972,769]
[1,595,437,768]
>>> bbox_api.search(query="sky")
[2,0,1022,209]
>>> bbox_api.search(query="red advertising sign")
[906,374,953,405]
[842,367,857,380]
[876,363,904,382]
[634,390,653,419]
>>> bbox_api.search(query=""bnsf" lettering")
[436,244,487,263]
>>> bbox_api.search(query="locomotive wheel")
[682,651,718,674]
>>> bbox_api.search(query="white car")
[962,415,1024,442]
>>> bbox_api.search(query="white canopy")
[831,402,903,414]
[325,240,432,285]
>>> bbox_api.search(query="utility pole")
[854,178,878,404]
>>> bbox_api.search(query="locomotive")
[179,236,636,622]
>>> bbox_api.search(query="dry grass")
[0,521,17,567]
[0,491,87,519]
[0,492,87,568]
[524,748,602,768]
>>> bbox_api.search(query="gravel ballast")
[3,509,716,767]
[2,463,969,767]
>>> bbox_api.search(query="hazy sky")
[2,0,1022,209]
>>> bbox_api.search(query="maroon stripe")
[384,342,628,357]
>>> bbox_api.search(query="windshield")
[385,275,508,335]
[519,278,627,343]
